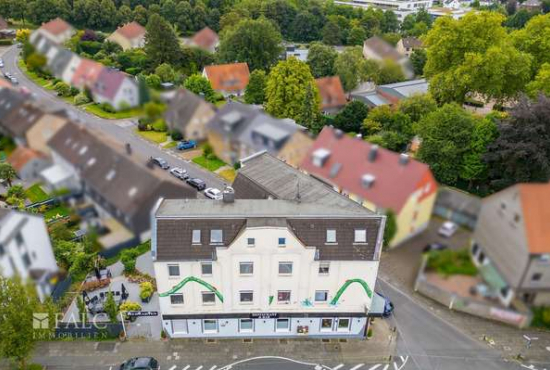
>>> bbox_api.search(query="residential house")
[91,68,139,110]
[277,130,315,168]
[0,101,44,145]
[164,88,216,141]
[363,36,413,78]
[153,195,385,338]
[107,22,146,50]
[428,6,468,19]
[396,37,423,58]
[433,187,481,230]
[285,45,309,62]
[47,48,75,81]
[300,126,438,247]
[351,79,428,108]
[203,63,250,97]
[0,209,59,301]
[519,0,542,11]
[315,76,347,114]
[188,27,219,53]
[471,182,550,307]
[8,146,50,181]
[44,121,196,243]
[61,53,83,86]
[25,113,69,156]
[71,59,104,90]
[30,18,74,45]
[334,0,434,21]
[0,88,29,125]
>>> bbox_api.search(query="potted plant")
[119,301,142,322]
[139,281,154,303]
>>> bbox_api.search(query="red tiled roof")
[71,59,103,87]
[300,126,437,212]
[518,183,550,254]
[191,27,219,50]
[204,63,250,92]
[115,22,146,40]
[40,18,72,36]
[8,146,45,172]
[315,76,347,110]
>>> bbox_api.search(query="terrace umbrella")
[82,290,90,305]
[94,267,101,280]
[121,283,128,300]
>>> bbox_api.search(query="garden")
[426,248,478,277]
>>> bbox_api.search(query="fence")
[50,275,73,302]
[54,322,123,340]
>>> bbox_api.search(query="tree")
[0,162,16,187]
[144,101,165,122]
[77,296,87,323]
[218,17,283,71]
[27,0,70,25]
[375,59,405,84]
[460,117,498,189]
[133,4,148,26]
[26,53,46,72]
[137,75,151,105]
[322,19,343,45]
[117,4,133,25]
[15,29,31,43]
[511,14,550,72]
[381,10,399,33]
[383,210,397,248]
[145,13,181,67]
[333,100,369,133]
[526,63,550,97]
[505,9,536,29]
[298,83,321,130]
[306,42,338,78]
[347,26,367,46]
[416,104,476,185]
[155,63,175,83]
[244,69,267,105]
[484,95,550,190]
[334,46,378,91]
[410,49,427,76]
[183,74,216,103]
[506,0,517,15]
[265,58,320,122]
[291,11,321,42]
[398,93,437,123]
[103,291,118,323]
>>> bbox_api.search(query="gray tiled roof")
[164,88,214,133]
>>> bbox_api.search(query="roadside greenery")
[427,248,478,277]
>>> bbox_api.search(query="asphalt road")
[0,46,226,193]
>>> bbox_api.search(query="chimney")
[222,185,235,203]
[334,129,344,139]
[399,153,410,166]
[125,143,132,155]
[368,145,379,162]
[361,173,375,188]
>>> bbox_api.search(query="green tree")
[144,101,165,122]
[103,291,118,323]
[291,11,322,42]
[526,63,550,97]
[347,26,367,46]
[137,74,151,105]
[322,19,343,45]
[77,296,87,323]
[183,74,216,103]
[0,162,16,187]
[298,83,321,130]
[25,53,46,73]
[381,10,399,33]
[218,17,283,71]
[460,117,498,188]
[410,49,427,76]
[117,4,133,25]
[334,46,378,91]
[375,59,405,84]
[362,105,413,151]
[145,13,181,67]
[511,14,550,72]
[244,69,267,105]
[155,63,175,83]
[383,210,397,248]
[333,100,369,133]
[133,4,148,26]
[398,93,437,124]
[265,58,319,122]
[306,42,338,78]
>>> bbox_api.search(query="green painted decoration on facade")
[159,276,224,303]
[330,279,373,305]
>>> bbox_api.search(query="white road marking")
[382,365,389,370]
[209,366,217,370]
[195,366,203,370]
[349,364,365,370]
[168,366,177,370]
[333,364,344,370]
[182,366,190,370]
[400,356,405,362]
[108,367,112,370]
[367,365,381,370]
[218,356,331,370]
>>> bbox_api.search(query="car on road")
[3,72,11,79]
[378,293,394,318]
[119,357,160,370]
[9,77,18,85]
[423,242,448,254]
[0,59,4,68]
[169,167,189,180]
[187,177,206,191]
[177,140,197,150]
[204,187,222,200]
[438,221,459,238]
[150,157,169,170]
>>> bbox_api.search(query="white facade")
[0,210,58,301]
[30,27,74,46]
[335,0,434,20]
[61,54,82,85]
[92,78,139,110]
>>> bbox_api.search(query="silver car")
[169,167,188,180]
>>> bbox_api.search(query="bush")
[120,248,141,273]
[81,279,110,292]
[532,307,550,329]
[170,130,183,141]
[69,87,79,96]
[119,301,142,319]
[203,143,213,157]
[74,92,90,105]
[54,81,71,97]
[100,102,116,113]
[137,119,149,131]
[233,162,241,170]
[367,328,373,338]
[26,364,44,370]
[152,119,167,132]
[140,281,154,300]
[427,248,478,277]
[118,101,131,112]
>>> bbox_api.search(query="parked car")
[177,140,197,150]
[438,221,458,238]
[9,77,18,85]
[119,357,160,370]
[204,187,222,200]
[187,177,206,191]
[423,242,448,253]
[0,59,4,68]
[150,157,169,170]
[377,293,394,318]
[170,167,189,180]
[3,72,11,79]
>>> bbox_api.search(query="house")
[71,58,104,90]
[206,102,303,165]
[8,146,50,181]
[44,121,196,243]
[188,27,219,53]
[285,45,309,61]
[334,0,434,21]
[0,87,29,124]
[164,88,216,141]
[396,37,423,58]
[91,68,139,110]
[519,0,542,11]
[60,53,83,85]
[107,22,146,50]
[433,187,481,230]
[25,113,69,156]
[351,79,429,108]
[30,18,74,45]
[471,182,550,308]
[0,209,59,301]
[363,36,413,79]
[203,63,250,97]
[153,194,385,338]
[276,130,315,168]
[300,126,438,247]
[428,6,468,19]
[315,76,347,114]
[48,48,75,80]
[0,101,44,145]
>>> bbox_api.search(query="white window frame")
[239,290,254,304]
[336,318,351,332]
[277,290,291,304]
[170,294,184,305]
[320,318,334,332]
[202,291,216,305]
[192,229,201,244]
[247,238,255,247]
[202,319,218,333]
[326,229,336,243]
[239,318,254,332]
[171,319,188,334]
[239,262,254,275]
[275,318,290,332]
[318,262,330,275]
[210,229,223,244]
[354,229,367,243]
[201,262,213,276]
[168,264,180,277]
[278,261,293,275]
[315,290,329,302]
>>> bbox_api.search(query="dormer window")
[210,229,223,244]
[354,229,367,243]
[362,174,375,188]
[312,148,330,167]
[326,229,336,243]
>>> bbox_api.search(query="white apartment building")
[335,0,434,20]
[153,192,386,338]
[0,209,59,301]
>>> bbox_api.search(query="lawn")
[162,141,177,149]
[44,205,70,220]
[427,248,478,277]
[193,155,226,172]
[18,59,54,88]
[218,168,236,182]
[84,104,143,120]
[136,129,169,144]
[25,183,50,203]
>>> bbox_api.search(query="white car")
[169,167,188,180]
[438,221,458,238]
[204,187,222,200]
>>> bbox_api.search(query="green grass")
[25,183,50,203]
[531,307,550,329]
[427,248,478,277]
[218,168,236,182]
[44,205,70,220]
[135,129,169,144]
[163,141,177,149]
[18,59,54,88]
[84,104,143,119]
[192,155,226,172]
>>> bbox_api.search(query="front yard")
[426,248,478,277]
[25,183,50,203]
[192,154,226,171]
[84,104,144,120]
[135,129,169,144]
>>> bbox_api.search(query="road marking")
[209,366,217,370]
[195,366,203,370]
[367,365,381,370]
[108,367,112,370]
[182,366,190,370]
[400,356,405,362]
[349,364,365,370]
[168,366,177,370]
[218,356,331,370]
[333,364,344,370]
[382,365,389,370]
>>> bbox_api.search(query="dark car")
[423,242,448,253]
[177,140,197,150]
[150,157,169,170]
[378,293,394,318]
[187,177,206,191]
[119,357,159,370]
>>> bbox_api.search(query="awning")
[368,292,387,317]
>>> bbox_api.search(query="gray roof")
[233,151,370,213]
[0,102,45,138]
[207,101,261,139]
[435,187,481,218]
[49,49,74,78]
[0,88,30,124]
[164,88,214,133]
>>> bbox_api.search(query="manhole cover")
[96,342,116,352]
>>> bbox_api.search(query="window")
[321,318,333,331]
[192,230,201,244]
[278,237,286,246]
[15,233,23,246]
[210,229,223,244]
[168,264,180,277]
[170,294,184,304]
[239,319,254,332]
[239,262,254,275]
[201,262,212,276]
[337,318,350,331]
[279,261,293,275]
[202,292,216,304]
[22,253,31,268]
[315,290,328,302]
[276,318,290,331]
[247,238,255,247]
[472,243,479,255]
[532,273,542,282]
[203,319,218,333]
[326,229,336,243]
[354,229,367,243]
[240,291,253,303]
[277,290,291,303]
[319,262,330,275]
